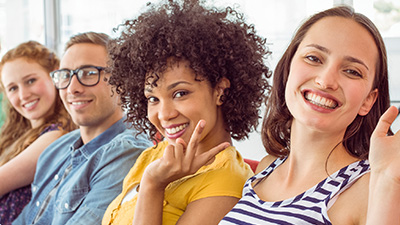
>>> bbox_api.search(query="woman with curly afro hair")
[102,0,271,224]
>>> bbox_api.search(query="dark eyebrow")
[306,44,369,71]
[344,56,369,71]
[306,44,331,54]
[144,80,193,94]
[167,81,192,91]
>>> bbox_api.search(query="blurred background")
[1,0,399,160]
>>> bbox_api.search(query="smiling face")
[145,59,229,149]
[59,43,122,132]
[1,58,57,128]
[285,16,378,135]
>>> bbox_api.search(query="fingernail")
[199,120,205,128]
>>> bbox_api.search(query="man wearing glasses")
[13,32,152,225]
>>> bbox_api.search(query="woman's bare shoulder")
[255,154,278,174]
[328,171,370,224]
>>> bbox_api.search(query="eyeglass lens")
[53,67,101,89]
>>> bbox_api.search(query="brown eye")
[27,78,36,85]
[147,96,158,103]
[306,55,321,63]
[344,69,362,78]
[174,90,189,98]
[8,86,17,92]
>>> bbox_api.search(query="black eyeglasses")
[50,65,106,89]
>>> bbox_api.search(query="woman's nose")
[19,86,31,100]
[314,65,339,90]
[157,101,178,121]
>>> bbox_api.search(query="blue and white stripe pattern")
[220,158,370,225]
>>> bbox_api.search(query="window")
[57,0,151,53]
[0,0,45,57]
[355,0,400,102]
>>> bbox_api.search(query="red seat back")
[244,158,259,173]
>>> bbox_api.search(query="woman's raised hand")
[143,120,230,190]
[369,105,400,183]
[367,105,400,225]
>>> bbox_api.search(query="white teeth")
[166,124,188,135]
[305,92,338,109]
[71,101,88,105]
[24,100,38,108]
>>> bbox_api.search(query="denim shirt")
[13,118,152,225]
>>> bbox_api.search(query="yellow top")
[102,141,253,225]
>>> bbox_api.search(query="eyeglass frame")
[50,65,107,90]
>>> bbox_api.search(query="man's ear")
[358,88,378,116]
[215,77,231,106]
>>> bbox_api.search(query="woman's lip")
[300,89,343,114]
[166,123,188,132]
[164,126,188,140]
[163,122,188,129]
[162,123,189,140]
[304,98,337,113]
[302,89,342,107]
[23,99,39,109]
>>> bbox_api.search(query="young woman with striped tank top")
[220,6,400,225]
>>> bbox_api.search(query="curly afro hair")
[108,0,271,142]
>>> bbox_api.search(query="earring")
[219,94,225,104]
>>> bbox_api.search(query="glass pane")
[354,0,400,102]
[0,0,45,58]
[0,0,45,127]
[59,0,151,49]
[355,0,400,38]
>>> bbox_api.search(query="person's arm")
[176,196,239,225]
[367,105,400,225]
[133,120,229,225]
[0,130,64,196]
[63,136,149,225]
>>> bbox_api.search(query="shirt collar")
[71,117,128,158]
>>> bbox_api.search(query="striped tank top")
[220,157,370,225]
